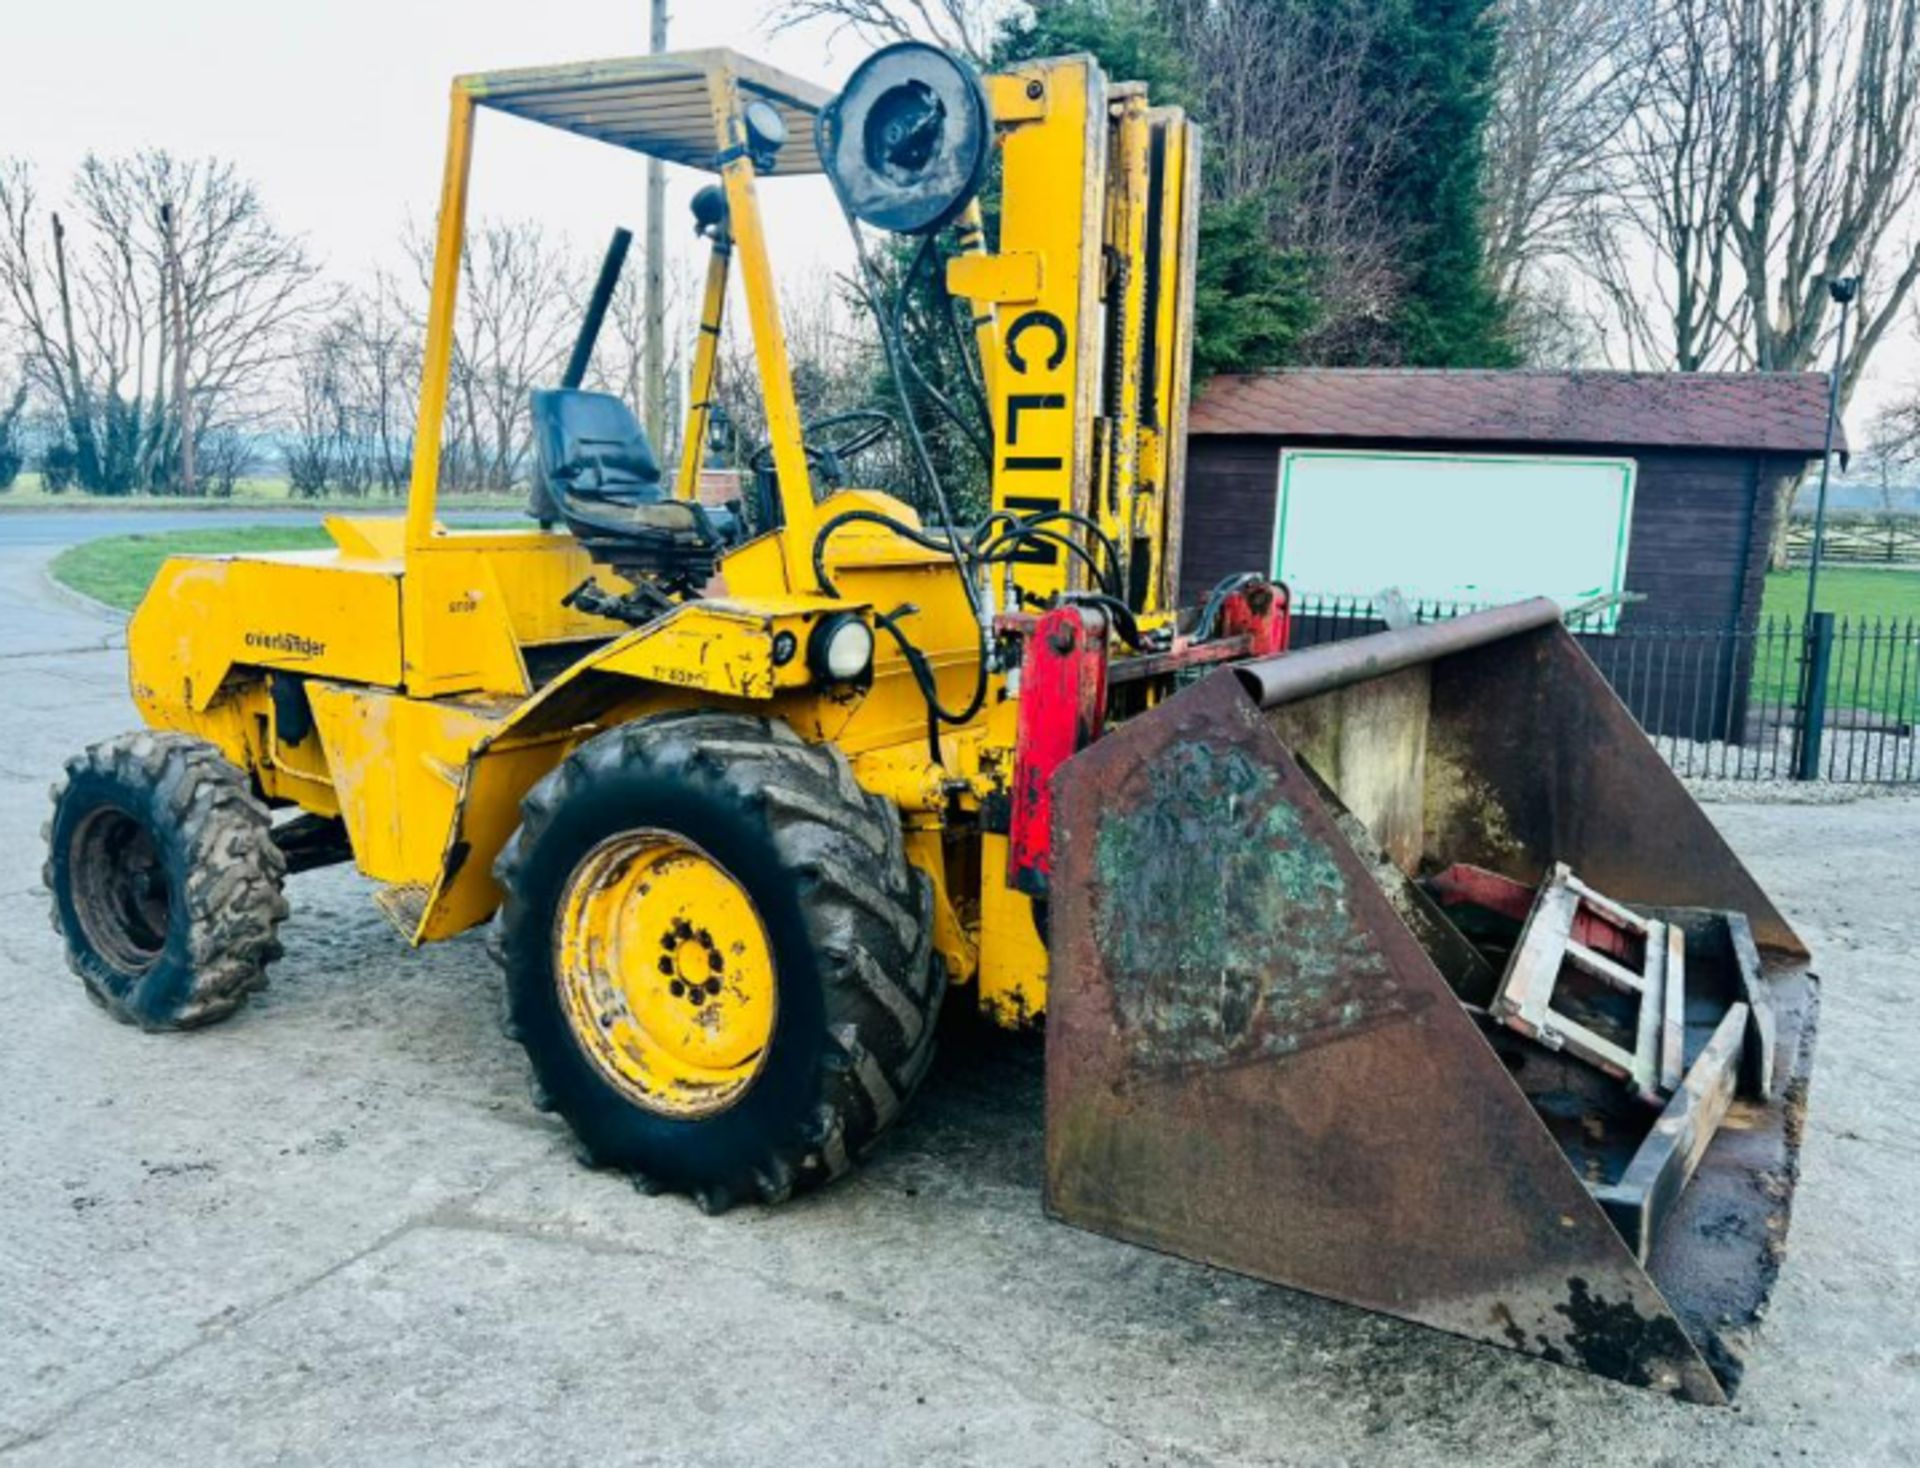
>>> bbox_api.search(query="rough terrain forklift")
[46,43,1817,1404]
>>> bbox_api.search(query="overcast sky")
[2,0,865,304]
[0,0,1904,441]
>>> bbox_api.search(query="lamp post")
[1802,275,1859,627]
[1791,274,1858,780]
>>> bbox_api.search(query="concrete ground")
[1,526,1916,1466]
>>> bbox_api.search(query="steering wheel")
[749,409,895,486]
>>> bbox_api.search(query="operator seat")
[529,388,666,522]
[529,388,737,589]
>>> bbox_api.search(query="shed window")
[1273,450,1636,627]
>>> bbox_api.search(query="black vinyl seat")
[529,388,667,521]
[530,388,738,589]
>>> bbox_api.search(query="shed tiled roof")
[1190,369,1842,456]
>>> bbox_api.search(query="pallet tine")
[1660,923,1688,1095]
[1594,1003,1748,1261]
[1632,920,1670,1103]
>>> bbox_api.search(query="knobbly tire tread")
[45,731,289,1030]
[492,711,942,1210]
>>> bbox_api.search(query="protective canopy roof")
[460,48,831,176]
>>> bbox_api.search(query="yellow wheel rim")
[555,830,777,1119]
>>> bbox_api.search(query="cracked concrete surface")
[2,525,1917,1465]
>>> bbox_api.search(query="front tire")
[45,732,289,1029]
[492,712,942,1212]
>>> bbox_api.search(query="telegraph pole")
[644,0,669,451]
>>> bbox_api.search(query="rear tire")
[492,712,942,1212]
[45,732,289,1029]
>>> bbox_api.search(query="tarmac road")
[0,526,1916,1465]
[1,511,386,657]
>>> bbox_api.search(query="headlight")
[809,613,874,683]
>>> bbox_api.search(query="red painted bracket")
[1219,580,1291,657]
[1008,606,1109,899]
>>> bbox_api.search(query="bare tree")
[771,0,1426,362]
[0,367,27,490]
[392,219,712,496]
[403,217,582,493]
[1505,270,1599,367]
[1483,0,1656,345]
[704,266,953,511]
[1571,0,1920,556]
[284,322,347,498]
[1161,0,1419,361]
[1579,0,1747,370]
[335,273,419,494]
[195,424,259,497]
[0,164,101,486]
[0,152,322,494]
[715,274,876,453]
[279,287,420,500]
[1720,0,1920,400]
[581,257,698,470]
[771,0,1012,64]
[1713,0,1920,562]
[1858,401,1917,518]
[455,221,580,491]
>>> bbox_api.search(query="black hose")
[873,605,955,764]
[938,257,995,445]
[1195,572,1265,643]
[1060,591,1145,650]
[814,107,1133,738]
[818,109,990,731]
[893,235,992,466]
[974,526,1113,594]
[980,509,1123,589]
[812,507,964,598]
[812,506,988,728]
[1000,510,1125,599]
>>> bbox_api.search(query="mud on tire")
[45,731,289,1030]
[492,711,943,1213]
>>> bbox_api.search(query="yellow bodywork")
[122,46,1199,1030]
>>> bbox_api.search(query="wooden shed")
[1180,369,1839,632]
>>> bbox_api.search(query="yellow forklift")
[46,43,1817,1403]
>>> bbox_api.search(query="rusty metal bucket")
[1045,600,1817,1404]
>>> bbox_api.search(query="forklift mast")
[943,62,1200,614]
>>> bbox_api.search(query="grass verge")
[1750,570,1920,722]
[2,475,521,513]
[1762,565,1920,621]
[50,527,335,611]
